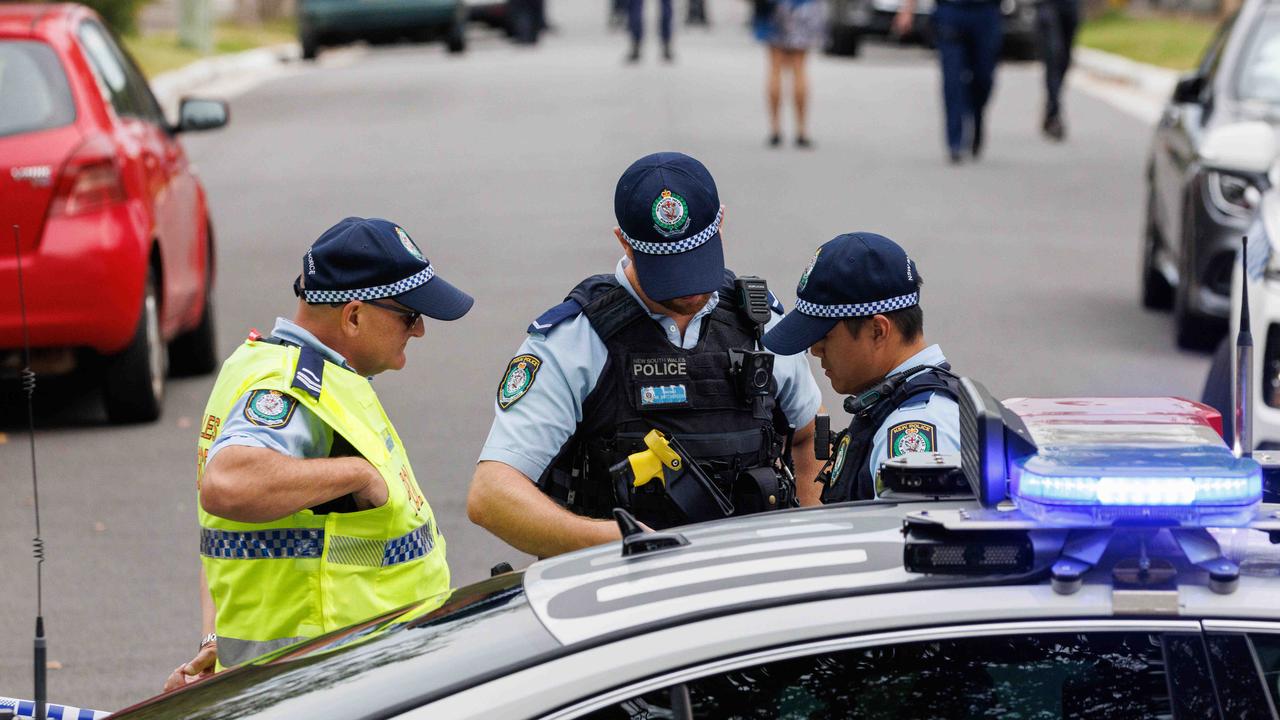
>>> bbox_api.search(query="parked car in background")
[0,3,228,423]
[297,0,467,60]
[826,0,1038,59]
[1143,0,1280,349]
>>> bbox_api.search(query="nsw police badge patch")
[651,189,691,237]
[829,434,851,484]
[244,389,296,428]
[498,354,541,410]
[395,226,425,262]
[888,421,935,457]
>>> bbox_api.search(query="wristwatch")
[199,632,217,650]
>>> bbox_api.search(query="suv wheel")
[301,30,320,60]
[446,19,466,53]
[103,269,166,423]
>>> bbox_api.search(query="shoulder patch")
[498,354,542,410]
[244,389,297,428]
[528,299,583,335]
[766,290,784,315]
[829,433,852,483]
[888,421,936,457]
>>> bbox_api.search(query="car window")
[582,632,1189,719]
[1235,8,1280,104]
[1241,633,1280,715]
[1200,13,1237,82]
[77,20,165,125]
[0,41,75,137]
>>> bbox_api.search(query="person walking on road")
[895,0,1002,163]
[755,0,827,148]
[627,0,674,62]
[164,217,473,689]
[1036,0,1079,140]
[763,232,961,502]
[467,152,825,559]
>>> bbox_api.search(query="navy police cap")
[763,232,920,356]
[614,152,725,303]
[296,217,474,321]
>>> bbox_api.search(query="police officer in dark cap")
[468,152,824,558]
[764,232,961,502]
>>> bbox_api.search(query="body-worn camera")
[728,348,774,400]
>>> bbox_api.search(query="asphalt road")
[0,2,1213,711]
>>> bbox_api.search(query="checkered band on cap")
[795,291,919,318]
[622,207,723,256]
[302,265,435,304]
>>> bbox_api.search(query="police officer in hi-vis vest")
[164,217,473,690]
[763,232,961,502]
[468,152,824,559]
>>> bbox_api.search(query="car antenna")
[13,224,48,720]
[1236,235,1253,459]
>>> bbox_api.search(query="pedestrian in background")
[627,0,674,62]
[895,0,1002,163]
[755,0,827,148]
[1037,0,1079,141]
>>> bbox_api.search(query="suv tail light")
[49,134,125,217]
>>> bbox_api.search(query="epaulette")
[291,345,325,399]
[527,299,584,335]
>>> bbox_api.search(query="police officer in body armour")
[763,233,961,502]
[468,152,824,558]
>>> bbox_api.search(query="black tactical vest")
[537,272,790,529]
[822,365,960,503]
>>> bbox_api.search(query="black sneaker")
[768,133,782,148]
[626,43,640,63]
[948,149,963,165]
[795,136,812,149]
[971,115,984,159]
[1043,114,1065,141]
[662,43,673,62]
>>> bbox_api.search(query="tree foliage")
[81,0,150,35]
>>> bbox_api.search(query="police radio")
[730,276,775,402]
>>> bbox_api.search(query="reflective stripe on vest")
[196,339,449,671]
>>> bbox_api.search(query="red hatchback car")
[0,3,228,422]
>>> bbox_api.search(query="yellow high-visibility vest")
[196,337,448,669]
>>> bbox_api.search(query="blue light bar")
[1012,450,1262,527]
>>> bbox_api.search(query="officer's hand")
[891,9,913,37]
[353,462,389,510]
[162,644,216,692]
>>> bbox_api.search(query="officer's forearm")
[790,419,824,506]
[468,461,622,557]
[200,446,375,522]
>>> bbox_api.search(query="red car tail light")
[49,134,125,217]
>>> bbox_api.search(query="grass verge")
[122,19,296,77]
[1077,10,1219,71]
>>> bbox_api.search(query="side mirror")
[176,98,229,133]
[1201,121,1278,175]
[1172,74,1204,104]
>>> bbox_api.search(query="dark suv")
[1143,0,1280,349]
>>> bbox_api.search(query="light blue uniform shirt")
[866,343,961,480]
[479,259,824,482]
[206,317,356,465]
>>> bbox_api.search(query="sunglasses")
[363,298,422,330]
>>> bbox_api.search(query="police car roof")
[524,500,1280,646]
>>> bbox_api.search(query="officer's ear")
[339,301,363,337]
[870,314,892,345]
[614,227,634,263]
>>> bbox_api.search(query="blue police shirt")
[206,317,354,465]
[866,343,961,481]
[479,258,824,482]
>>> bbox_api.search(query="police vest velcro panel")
[196,338,448,670]
[825,365,960,503]
[539,274,789,530]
